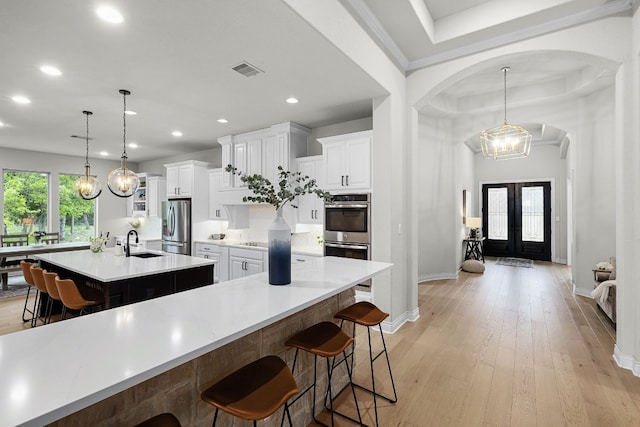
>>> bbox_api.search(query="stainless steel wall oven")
[324,193,371,287]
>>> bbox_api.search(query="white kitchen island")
[36,248,216,307]
[0,256,392,427]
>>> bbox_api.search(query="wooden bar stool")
[334,302,398,427]
[29,265,48,327]
[54,277,105,319]
[285,321,364,427]
[19,260,38,323]
[200,355,298,427]
[134,413,181,427]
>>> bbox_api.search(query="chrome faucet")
[126,229,139,257]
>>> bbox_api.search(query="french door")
[482,182,551,261]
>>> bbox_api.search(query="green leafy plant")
[225,164,331,210]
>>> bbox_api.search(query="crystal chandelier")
[480,67,532,160]
[74,110,102,200]
[107,89,139,197]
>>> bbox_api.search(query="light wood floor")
[1,260,638,426]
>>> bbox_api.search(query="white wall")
[307,117,373,155]
[137,147,221,175]
[417,115,459,280]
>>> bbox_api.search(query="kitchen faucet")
[126,229,139,257]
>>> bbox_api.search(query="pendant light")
[107,89,139,197]
[480,67,532,160]
[74,110,102,200]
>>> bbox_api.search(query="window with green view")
[59,174,96,241]
[3,170,49,235]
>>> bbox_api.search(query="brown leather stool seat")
[335,302,398,427]
[134,413,181,427]
[285,321,364,426]
[200,355,298,426]
[54,277,105,319]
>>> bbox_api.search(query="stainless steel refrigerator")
[162,199,191,255]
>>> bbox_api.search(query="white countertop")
[194,239,324,257]
[35,248,215,282]
[0,257,391,427]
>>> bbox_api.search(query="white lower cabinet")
[229,247,265,279]
[194,243,228,283]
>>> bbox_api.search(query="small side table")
[464,237,485,263]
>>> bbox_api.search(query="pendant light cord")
[502,66,509,124]
[122,91,127,157]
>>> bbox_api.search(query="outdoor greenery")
[225,164,331,210]
[3,170,95,242]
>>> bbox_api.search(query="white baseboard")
[418,272,458,283]
[380,307,420,334]
[613,344,640,376]
[573,285,592,298]
[552,257,567,264]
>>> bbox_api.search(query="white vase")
[268,208,291,285]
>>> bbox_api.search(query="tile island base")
[47,289,355,427]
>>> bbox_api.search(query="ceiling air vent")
[232,61,264,77]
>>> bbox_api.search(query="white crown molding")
[342,0,409,70]
[407,0,634,71]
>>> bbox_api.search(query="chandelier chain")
[502,66,509,124]
[122,91,127,156]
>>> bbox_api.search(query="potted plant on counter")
[225,164,331,285]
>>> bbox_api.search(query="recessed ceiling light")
[172,131,183,137]
[286,97,299,104]
[99,151,109,156]
[128,142,138,148]
[96,6,123,23]
[12,95,31,104]
[217,118,228,124]
[124,110,137,115]
[40,65,62,76]
[0,121,4,127]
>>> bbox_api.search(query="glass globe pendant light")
[107,89,139,197]
[74,110,102,200]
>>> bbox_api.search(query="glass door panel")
[521,186,544,242]
[487,187,508,240]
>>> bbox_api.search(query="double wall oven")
[324,193,371,286]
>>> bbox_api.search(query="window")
[521,186,544,242]
[3,170,49,234]
[59,174,96,241]
[487,187,508,240]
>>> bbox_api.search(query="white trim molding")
[381,307,420,334]
[613,344,640,376]
[419,272,458,283]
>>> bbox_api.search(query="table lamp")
[466,217,482,238]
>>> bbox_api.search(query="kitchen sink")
[130,252,164,258]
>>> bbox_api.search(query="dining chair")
[40,232,60,244]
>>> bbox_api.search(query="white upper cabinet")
[126,173,165,217]
[319,130,372,191]
[208,169,228,220]
[218,122,309,191]
[146,176,166,218]
[296,156,324,224]
[164,160,211,198]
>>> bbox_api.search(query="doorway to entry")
[482,182,551,261]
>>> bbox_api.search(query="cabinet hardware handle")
[341,175,344,186]
[297,258,305,262]
[346,175,349,186]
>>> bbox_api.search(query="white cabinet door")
[296,156,324,224]
[323,143,346,189]
[344,136,371,189]
[319,130,371,191]
[229,256,246,280]
[229,248,264,279]
[177,165,193,196]
[262,133,289,184]
[166,167,180,197]
[245,259,263,276]
[208,169,228,220]
[147,177,166,218]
